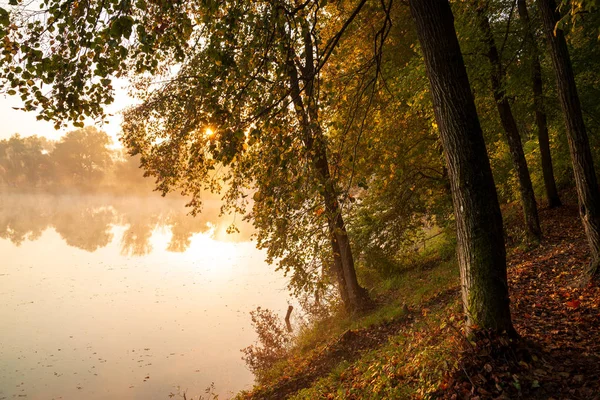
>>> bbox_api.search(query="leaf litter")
[438,204,600,399]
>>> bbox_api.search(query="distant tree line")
[0,127,155,193]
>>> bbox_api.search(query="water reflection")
[166,212,213,253]
[0,194,253,254]
[55,207,115,252]
[0,194,288,400]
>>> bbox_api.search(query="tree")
[50,126,113,188]
[517,0,562,208]
[0,0,373,311]
[476,4,542,241]
[409,0,515,333]
[111,152,156,194]
[1,0,535,324]
[537,0,600,282]
[0,135,53,187]
[319,5,453,276]
[279,4,369,310]
[120,1,373,312]
[0,0,194,126]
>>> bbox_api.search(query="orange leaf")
[565,300,581,309]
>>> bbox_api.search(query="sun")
[205,127,215,138]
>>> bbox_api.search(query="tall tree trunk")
[537,0,600,282]
[409,0,515,334]
[284,28,369,312]
[477,9,542,242]
[517,0,562,208]
[313,132,369,311]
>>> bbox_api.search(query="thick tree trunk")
[477,10,542,242]
[517,0,562,208]
[409,0,515,334]
[537,0,600,282]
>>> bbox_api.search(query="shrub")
[241,307,291,380]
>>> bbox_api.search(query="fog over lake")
[0,194,290,399]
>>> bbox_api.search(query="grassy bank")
[237,229,463,399]
[235,202,600,400]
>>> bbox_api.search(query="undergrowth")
[291,300,463,400]
[238,201,600,400]
[237,228,464,399]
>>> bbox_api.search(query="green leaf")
[110,16,134,39]
[0,8,9,26]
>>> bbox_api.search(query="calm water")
[0,194,290,399]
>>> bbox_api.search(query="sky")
[0,79,135,146]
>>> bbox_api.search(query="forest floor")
[438,203,600,400]
[237,202,600,400]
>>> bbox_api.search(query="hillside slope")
[238,203,600,400]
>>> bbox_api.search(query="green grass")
[239,230,464,399]
[290,299,462,400]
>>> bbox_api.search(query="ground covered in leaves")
[439,204,600,399]
[238,203,600,399]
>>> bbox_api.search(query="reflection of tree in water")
[0,194,116,252]
[53,207,115,252]
[165,201,254,251]
[0,194,254,253]
[113,200,164,256]
[120,220,157,256]
[166,212,212,252]
[120,223,154,256]
[212,215,254,243]
[0,195,52,245]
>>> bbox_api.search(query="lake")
[0,194,290,399]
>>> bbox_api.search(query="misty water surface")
[0,194,290,399]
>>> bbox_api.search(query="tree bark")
[537,0,600,282]
[477,9,542,242]
[517,0,562,208]
[409,0,515,334]
[285,305,293,332]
